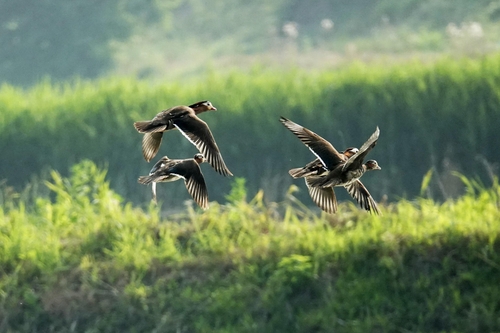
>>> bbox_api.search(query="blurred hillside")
[1,0,500,86]
[2,0,500,210]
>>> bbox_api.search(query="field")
[1,53,500,208]
[3,1,500,331]
[1,161,499,332]
[1,51,500,332]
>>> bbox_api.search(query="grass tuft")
[1,161,499,331]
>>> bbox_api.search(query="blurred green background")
[2,0,500,85]
[2,1,500,331]
[1,0,499,208]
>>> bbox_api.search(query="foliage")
[168,0,497,52]
[1,161,500,332]
[278,0,495,34]
[0,0,175,86]
[2,0,499,86]
[1,54,500,208]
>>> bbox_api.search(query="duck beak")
[375,165,381,170]
[210,106,217,111]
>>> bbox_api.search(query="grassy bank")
[1,161,499,332]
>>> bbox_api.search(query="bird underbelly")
[159,174,182,182]
[338,169,364,186]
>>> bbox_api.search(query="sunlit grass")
[1,161,499,331]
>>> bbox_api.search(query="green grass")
[1,161,499,332]
[1,53,500,208]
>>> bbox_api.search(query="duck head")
[193,153,206,164]
[365,160,381,171]
[342,147,359,158]
[190,101,217,114]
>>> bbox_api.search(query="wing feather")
[343,127,379,171]
[173,116,232,177]
[344,180,380,214]
[305,177,338,214]
[142,132,164,162]
[280,117,344,170]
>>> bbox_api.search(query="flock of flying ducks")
[134,101,381,214]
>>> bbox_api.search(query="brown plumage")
[138,153,209,210]
[288,147,359,179]
[134,101,232,177]
[280,116,381,214]
[308,128,380,188]
[300,148,358,214]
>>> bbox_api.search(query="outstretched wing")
[344,180,380,214]
[173,115,233,177]
[280,117,345,170]
[141,132,164,162]
[170,160,209,210]
[343,127,379,171]
[305,176,338,214]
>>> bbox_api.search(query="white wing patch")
[308,147,329,169]
[169,173,186,180]
[174,124,199,146]
[173,124,231,177]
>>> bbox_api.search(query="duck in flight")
[134,101,232,177]
[138,153,209,210]
[280,116,381,214]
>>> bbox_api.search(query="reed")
[1,54,499,208]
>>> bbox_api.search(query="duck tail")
[289,167,308,178]
[134,121,154,133]
[138,175,153,185]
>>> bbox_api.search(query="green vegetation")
[1,54,499,207]
[1,161,499,332]
[0,0,152,85]
[3,3,499,332]
[113,0,500,79]
[3,0,500,86]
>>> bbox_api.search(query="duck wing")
[280,117,345,170]
[343,127,379,171]
[305,176,338,213]
[169,160,209,210]
[141,132,164,162]
[173,115,233,177]
[344,180,380,214]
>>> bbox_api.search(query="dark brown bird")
[288,147,359,179]
[280,116,381,214]
[308,129,380,188]
[294,148,359,214]
[138,153,209,209]
[134,101,232,177]
[305,160,381,214]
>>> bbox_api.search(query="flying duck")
[280,116,381,214]
[288,147,359,179]
[138,153,209,209]
[134,101,232,177]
